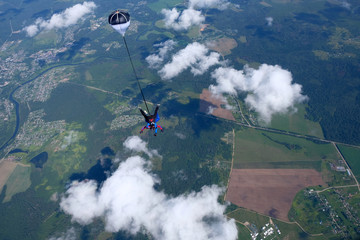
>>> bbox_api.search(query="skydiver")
[139,104,163,136]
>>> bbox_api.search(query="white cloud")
[174,132,186,140]
[123,135,160,158]
[48,227,76,240]
[23,2,97,37]
[50,192,59,202]
[146,40,177,69]
[23,24,39,37]
[207,106,216,114]
[161,8,205,31]
[60,136,237,240]
[266,17,273,26]
[159,42,222,80]
[60,180,104,225]
[340,0,351,9]
[189,0,230,10]
[160,0,229,31]
[210,64,308,123]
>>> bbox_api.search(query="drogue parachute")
[108,10,130,36]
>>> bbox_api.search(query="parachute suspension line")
[122,36,150,113]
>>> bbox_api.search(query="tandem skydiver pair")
[108,10,163,136]
[139,104,163,136]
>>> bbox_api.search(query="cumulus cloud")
[60,136,237,240]
[123,135,160,158]
[189,0,230,10]
[161,0,229,31]
[159,42,222,80]
[161,8,205,31]
[210,64,308,123]
[23,2,97,37]
[146,40,177,69]
[266,17,273,26]
[24,24,40,37]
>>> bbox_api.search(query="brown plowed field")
[226,169,325,221]
[207,37,238,56]
[199,89,235,121]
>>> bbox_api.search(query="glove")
[140,130,143,134]
[154,133,157,136]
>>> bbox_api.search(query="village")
[305,187,360,238]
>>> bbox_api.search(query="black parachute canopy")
[108,10,130,25]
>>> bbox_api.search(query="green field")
[272,218,327,240]
[138,30,175,41]
[233,128,338,171]
[3,164,31,202]
[228,208,270,228]
[269,105,324,138]
[148,0,184,12]
[227,207,325,240]
[337,145,360,181]
[235,223,252,240]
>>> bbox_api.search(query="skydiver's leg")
[153,104,159,116]
[139,108,150,123]
[153,105,160,123]
[154,124,158,136]
[140,123,150,133]
[155,113,160,123]
[139,108,147,117]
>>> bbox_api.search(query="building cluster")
[0,98,14,121]
[14,68,67,103]
[329,160,351,176]
[0,50,30,82]
[29,47,67,65]
[0,40,22,52]
[249,222,281,240]
[110,114,143,130]
[7,109,65,152]
[90,17,105,31]
[306,188,360,238]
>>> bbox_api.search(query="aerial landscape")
[0,0,360,239]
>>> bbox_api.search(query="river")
[0,63,84,152]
